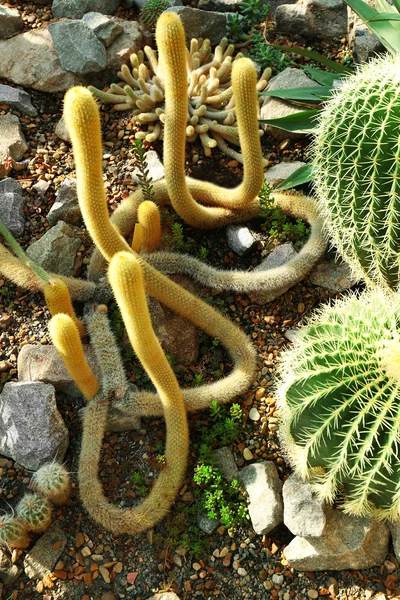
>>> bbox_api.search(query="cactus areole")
[277,289,400,520]
[312,54,400,291]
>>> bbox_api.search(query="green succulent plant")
[312,53,400,291]
[277,288,400,520]
[140,0,171,30]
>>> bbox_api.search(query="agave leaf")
[270,44,353,74]
[344,0,400,53]
[261,85,332,102]
[368,12,400,20]
[393,0,400,11]
[376,0,397,12]
[274,164,313,191]
[260,109,320,133]
[303,67,347,87]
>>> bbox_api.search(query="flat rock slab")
[25,220,81,276]
[23,523,67,579]
[284,510,390,571]
[309,258,359,293]
[18,343,99,399]
[0,84,37,116]
[49,20,107,74]
[52,0,121,18]
[0,381,69,471]
[238,461,283,535]
[283,474,327,537]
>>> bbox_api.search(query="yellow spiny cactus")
[137,200,161,253]
[79,253,189,533]
[48,314,100,399]
[44,278,86,337]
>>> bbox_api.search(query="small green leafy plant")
[227,0,270,43]
[132,138,155,203]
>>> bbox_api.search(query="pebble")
[308,591,319,599]
[249,407,260,421]
[272,573,284,585]
[243,448,253,460]
[237,567,248,576]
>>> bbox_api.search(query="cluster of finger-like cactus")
[88,36,271,162]
[0,461,71,550]
[278,52,400,520]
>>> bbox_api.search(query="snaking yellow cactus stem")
[48,314,100,399]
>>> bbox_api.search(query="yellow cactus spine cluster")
[44,278,86,337]
[48,314,100,400]
[78,253,189,533]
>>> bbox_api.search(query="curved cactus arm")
[48,314,100,400]
[44,278,86,337]
[79,252,189,534]
[137,200,161,253]
[277,288,400,520]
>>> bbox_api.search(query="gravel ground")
[1,2,399,600]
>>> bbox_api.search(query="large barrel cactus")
[277,288,400,520]
[312,53,400,291]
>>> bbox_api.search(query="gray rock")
[0,6,23,40]
[32,179,50,197]
[248,243,298,304]
[388,522,400,563]
[309,258,359,293]
[238,461,283,535]
[0,28,82,93]
[284,329,299,343]
[347,1,384,63]
[0,84,37,116]
[0,177,24,195]
[55,116,70,142]
[261,68,321,141]
[264,161,306,189]
[47,177,81,226]
[165,6,228,45]
[0,382,69,471]
[26,221,81,276]
[212,447,238,481]
[276,4,312,37]
[198,0,242,12]
[266,0,297,18]
[23,523,67,579]
[18,343,99,399]
[197,513,219,534]
[49,20,107,74]
[52,0,121,18]
[284,510,390,571]
[226,225,256,257]
[0,113,28,164]
[132,150,164,183]
[283,474,328,537]
[82,12,123,46]
[0,191,26,236]
[103,18,148,72]
[0,549,21,585]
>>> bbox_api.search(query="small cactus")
[0,515,30,549]
[140,0,170,29]
[312,53,400,291]
[16,493,53,533]
[31,462,71,506]
[277,288,400,520]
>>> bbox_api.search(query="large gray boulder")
[0,84,37,116]
[82,12,123,46]
[284,510,390,571]
[261,68,321,141]
[0,382,69,471]
[283,474,328,537]
[52,0,121,18]
[48,20,107,74]
[165,6,228,45]
[0,6,23,39]
[237,461,283,534]
[25,221,81,276]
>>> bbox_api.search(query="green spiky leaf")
[303,67,347,87]
[275,164,313,191]
[261,86,332,102]
[270,44,353,73]
[344,0,400,53]
[260,109,320,133]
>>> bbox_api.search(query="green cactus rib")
[277,288,400,520]
[312,53,400,291]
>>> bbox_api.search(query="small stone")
[249,407,260,421]
[237,567,247,576]
[272,573,284,585]
[197,514,219,534]
[55,117,70,142]
[212,447,237,481]
[255,387,266,401]
[131,150,164,183]
[243,448,253,460]
[0,113,28,167]
[385,560,397,573]
[226,225,256,256]
[308,590,319,599]
[82,12,123,47]
[0,191,25,236]
[26,221,81,277]
[47,177,81,226]
[0,84,37,116]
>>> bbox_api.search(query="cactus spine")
[312,53,400,291]
[0,515,30,550]
[31,462,71,506]
[16,493,52,533]
[277,288,400,520]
